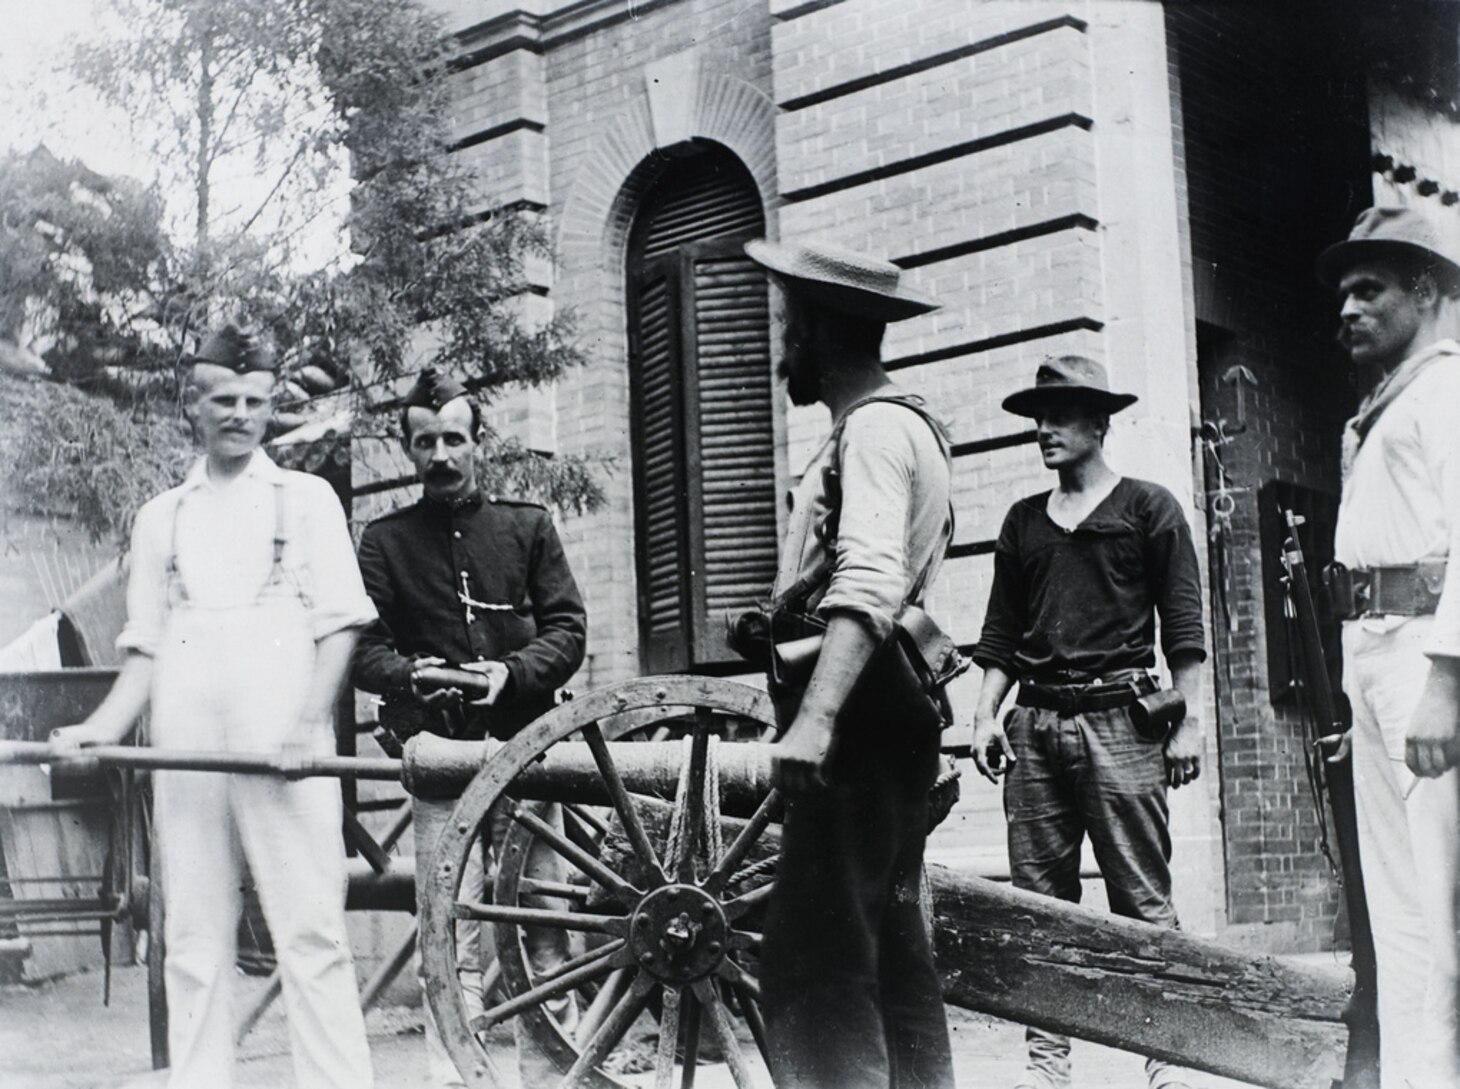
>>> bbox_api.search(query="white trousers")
[152,598,373,1089]
[1346,616,1460,1089]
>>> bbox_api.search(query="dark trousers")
[1005,703,1182,1089]
[761,714,955,1089]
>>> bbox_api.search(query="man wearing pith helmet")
[52,323,378,1088]
[743,238,957,1089]
[1318,205,1460,1089]
[970,355,1206,1089]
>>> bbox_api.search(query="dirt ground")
[0,961,1264,1089]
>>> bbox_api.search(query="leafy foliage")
[0,147,176,389]
[2,0,603,546]
[1,374,193,545]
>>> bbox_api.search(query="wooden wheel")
[421,676,782,1089]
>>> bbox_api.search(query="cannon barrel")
[402,733,776,810]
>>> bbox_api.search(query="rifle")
[1279,509,1380,1089]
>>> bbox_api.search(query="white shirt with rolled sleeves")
[118,450,376,658]
[1334,339,1460,657]
[1333,339,1460,1089]
[775,399,951,640]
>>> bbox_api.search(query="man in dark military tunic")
[351,367,586,1088]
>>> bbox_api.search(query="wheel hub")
[628,883,728,983]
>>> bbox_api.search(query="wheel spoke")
[559,970,656,1087]
[454,899,626,937]
[575,966,632,1046]
[562,806,604,856]
[565,803,611,839]
[675,711,713,882]
[703,789,782,895]
[681,989,702,1089]
[529,938,627,988]
[730,980,770,1067]
[692,978,759,1089]
[715,956,760,1000]
[511,805,642,903]
[653,985,684,1089]
[518,878,590,903]
[729,927,762,953]
[471,941,629,1032]
[582,721,670,886]
[723,881,774,921]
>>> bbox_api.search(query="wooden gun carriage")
[1,675,1352,1089]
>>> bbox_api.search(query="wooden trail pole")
[929,865,1348,1089]
[603,791,1350,1089]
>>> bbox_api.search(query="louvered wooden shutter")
[629,261,692,671]
[685,241,777,659]
[626,148,774,670]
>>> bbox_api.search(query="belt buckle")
[1352,572,1373,618]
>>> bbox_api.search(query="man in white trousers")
[1317,206,1460,1089]
[53,324,376,1089]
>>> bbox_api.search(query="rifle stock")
[1281,509,1380,1089]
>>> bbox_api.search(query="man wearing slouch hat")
[52,323,377,1088]
[743,238,957,1089]
[970,355,1205,1089]
[351,366,586,1087]
[1317,205,1460,1089]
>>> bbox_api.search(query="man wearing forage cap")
[970,355,1205,1089]
[1318,205,1460,1089]
[53,323,377,1088]
[351,366,586,1086]
[743,238,957,1089]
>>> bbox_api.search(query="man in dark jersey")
[969,355,1205,1089]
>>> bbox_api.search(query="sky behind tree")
[1,0,350,270]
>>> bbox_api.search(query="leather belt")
[1324,561,1446,620]
[1017,674,1155,716]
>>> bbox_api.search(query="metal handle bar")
[0,741,402,781]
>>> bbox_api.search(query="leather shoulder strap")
[775,395,953,612]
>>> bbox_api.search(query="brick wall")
[770,0,1104,665]
[1165,4,1371,950]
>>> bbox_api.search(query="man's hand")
[772,715,836,795]
[971,713,1015,784]
[49,722,126,753]
[1405,664,1460,778]
[1317,729,1352,764]
[461,660,510,707]
[409,656,459,707]
[1163,717,1202,788]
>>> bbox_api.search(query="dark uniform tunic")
[352,492,586,741]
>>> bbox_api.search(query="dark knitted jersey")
[973,477,1206,681]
